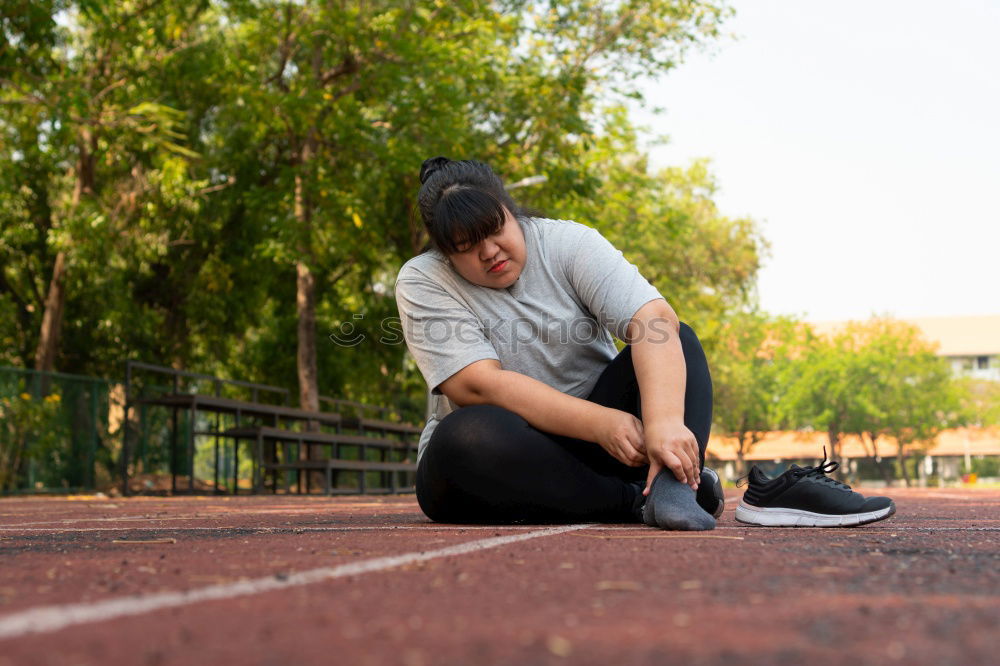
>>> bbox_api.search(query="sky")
[630,0,1000,322]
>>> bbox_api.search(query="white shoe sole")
[734,500,896,527]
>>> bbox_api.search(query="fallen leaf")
[187,575,235,583]
[546,635,572,657]
[595,580,640,591]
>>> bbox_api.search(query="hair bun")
[419,156,451,184]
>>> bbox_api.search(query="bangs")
[431,186,507,254]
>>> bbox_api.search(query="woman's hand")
[642,420,700,494]
[595,407,647,467]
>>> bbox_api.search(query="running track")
[0,488,997,665]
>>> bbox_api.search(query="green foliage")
[710,311,808,471]
[956,378,1000,427]
[546,109,767,338]
[857,320,962,446]
[777,318,963,484]
[0,392,67,491]
[1,0,250,376]
[3,0,740,417]
[966,456,999,478]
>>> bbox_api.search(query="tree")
[777,327,858,472]
[540,108,766,340]
[711,311,807,477]
[3,0,739,415]
[1,1,225,377]
[836,319,916,484]
[866,324,961,486]
[781,318,961,485]
[956,377,1000,428]
[214,0,732,411]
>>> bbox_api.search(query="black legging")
[416,322,713,524]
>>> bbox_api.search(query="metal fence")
[0,366,116,494]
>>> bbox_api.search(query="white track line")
[5,524,1000,534]
[0,511,421,528]
[0,525,540,533]
[724,526,1000,532]
[0,523,591,641]
[0,515,226,528]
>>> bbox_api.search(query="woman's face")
[447,208,526,288]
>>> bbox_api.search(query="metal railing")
[124,360,290,405]
[122,361,293,494]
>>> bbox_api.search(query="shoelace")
[792,447,852,491]
[735,446,853,491]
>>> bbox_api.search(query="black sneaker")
[734,452,895,527]
[697,467,725,519]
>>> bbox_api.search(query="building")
[906,315,1000,381]
[810,314,1000,382]
[708,428,1000,486]
[717,314,1000,485]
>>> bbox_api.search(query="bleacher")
[122,361,420,496]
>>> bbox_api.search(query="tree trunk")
[826,426,842,477]
[74,126,96,202]
[0,431,23,491]
[34,251,68,377]
[736,432,747,479]
[294,135,324,490]
[296,260,319,413]
[898,444,912,487]
[866,431,894,486]
[34,125,96,380]
[294,134,319,414]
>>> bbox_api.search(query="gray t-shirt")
[394,216,665,461]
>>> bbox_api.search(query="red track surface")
[1,488,997,665]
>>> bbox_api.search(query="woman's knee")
[417,404,526,523]
[678,321,701,348]
[678,322,710,367]
[425,404,525,468]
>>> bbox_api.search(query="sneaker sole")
[734,500,896,527]
[697,468,725,519]
[711,496,725,519]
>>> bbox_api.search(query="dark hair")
[417,157,533,254]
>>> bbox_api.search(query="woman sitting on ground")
[394,157,723,530]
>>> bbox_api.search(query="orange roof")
[810,315,1000,356]
[707,427,1000,462]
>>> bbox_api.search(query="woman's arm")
[439,360,647,466]
[626,299,701,492]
